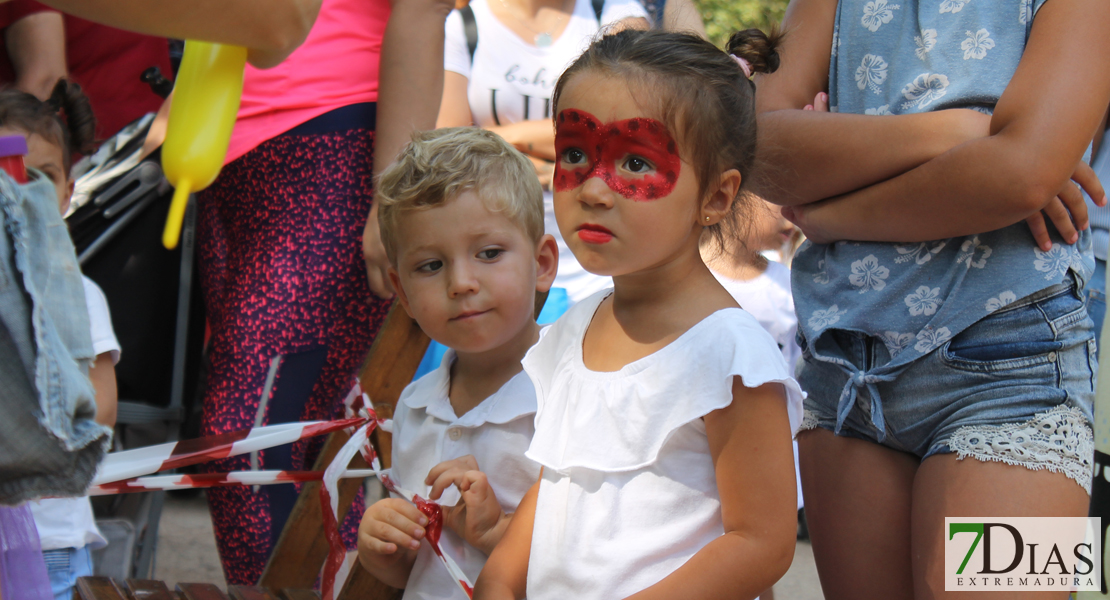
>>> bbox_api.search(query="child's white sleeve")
[82,276,120,364]
[443,10,471,79]
[600,0,650,27]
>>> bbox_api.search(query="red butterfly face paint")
[553,109,681,201]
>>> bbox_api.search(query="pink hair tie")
[731,54,753,79]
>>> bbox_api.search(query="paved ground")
[775,539,824,600]
[153,492,225,587]
[155,492,824,598]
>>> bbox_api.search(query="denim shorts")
[797,278,1097,492]
[1087,258,1106,350]
[43,546,94,600]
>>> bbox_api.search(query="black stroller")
[66,104,207,580]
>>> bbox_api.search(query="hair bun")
[48,79,97,155]
[726,28,784,76]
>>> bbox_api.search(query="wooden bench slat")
[175,583,230,600]
[124,580,175,600]
[276,590,320,600]
[76,576,130,600]
[227,586,279,600]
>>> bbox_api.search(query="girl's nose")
[578,176,616,209]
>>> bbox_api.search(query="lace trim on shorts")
[948,405,1094,493]
[799,409,821,433]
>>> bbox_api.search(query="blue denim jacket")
[0,172,109,505]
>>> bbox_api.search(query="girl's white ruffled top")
[522,289,804,600]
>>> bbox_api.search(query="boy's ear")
[534,234,559,293]
[700,168,742,227]
[387,268,414,317]
[62,179,74,215]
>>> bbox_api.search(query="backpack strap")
[460,5,478,64]
[591,0,604,23]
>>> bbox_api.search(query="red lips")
[577,223,613,244]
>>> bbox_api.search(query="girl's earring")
[704,216,711,223]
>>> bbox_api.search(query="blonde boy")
[357,127,556,599]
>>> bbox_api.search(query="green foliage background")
[692,0,788,48]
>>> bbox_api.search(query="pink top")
[226,0,390,163]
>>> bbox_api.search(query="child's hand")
[1024,160,1105,252]
[426,455,511,556]
[359,497,429,558]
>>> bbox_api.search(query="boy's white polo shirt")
[391,349,540,600]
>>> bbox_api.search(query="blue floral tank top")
[791,0,1094,435]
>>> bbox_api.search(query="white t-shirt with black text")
[444,0,648,127]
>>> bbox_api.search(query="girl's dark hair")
[0,79,96,171]
[551,27,783,246]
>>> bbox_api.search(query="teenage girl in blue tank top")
[755,0,1110,597]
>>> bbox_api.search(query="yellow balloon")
[161,41,247,249]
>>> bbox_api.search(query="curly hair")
[376,127,544,264]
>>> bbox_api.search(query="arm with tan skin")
[89,353,117,427]
[472,476,538,600]
[34,0,321,68]
[752,0,995,209]
[780,0,1110,246]
[622,380,796,600]
[361,0,458,298]
[6,11,66,101]
[799,90,1097,251]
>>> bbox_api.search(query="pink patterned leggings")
[196,116,390,585]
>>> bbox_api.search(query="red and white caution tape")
[320,420,373,600]
[377,474,474,599]
[319,415,474,600]
[88,469,381,496]
[90,417,367,487]
[89,385,469,600]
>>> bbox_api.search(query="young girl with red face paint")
[472,29,805,600]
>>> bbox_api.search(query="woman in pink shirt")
[195,0,391,584]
